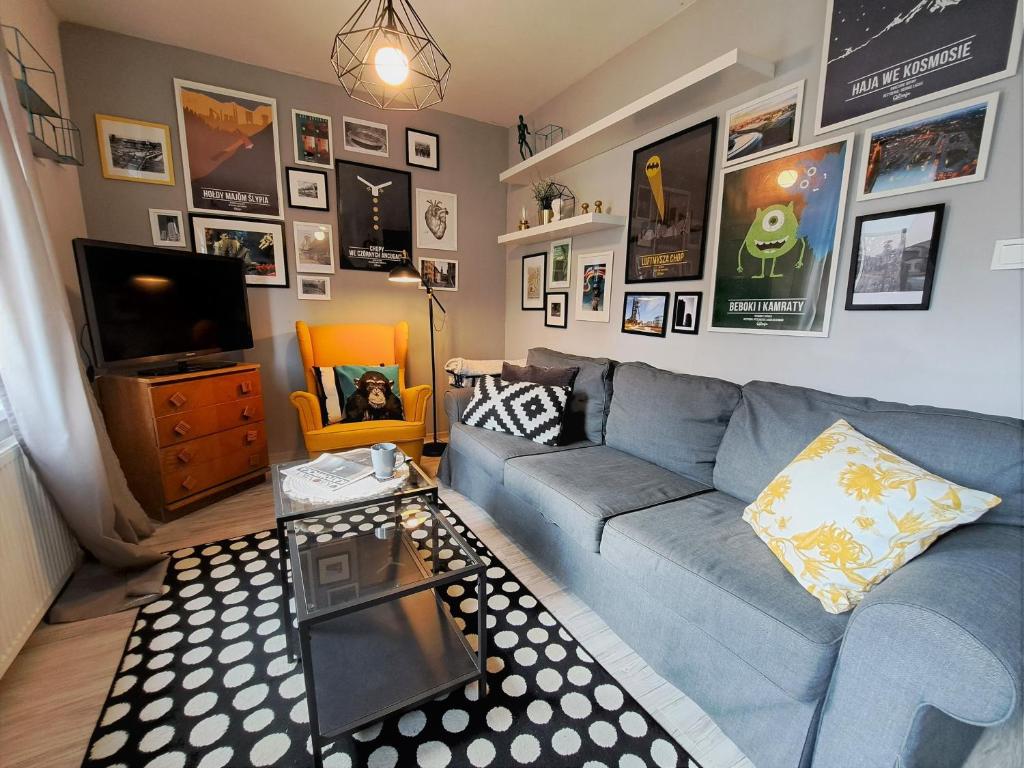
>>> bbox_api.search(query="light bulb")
[374,45,409,85]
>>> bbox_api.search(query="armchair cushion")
[312,365,403,425]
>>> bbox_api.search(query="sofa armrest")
[444,387,474,426]
[812,524,1022,767]
[289,390,323,432]
[401,384,431,424]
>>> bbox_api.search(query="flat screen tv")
[74,238,253,371]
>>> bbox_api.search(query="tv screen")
[74,239,254,368]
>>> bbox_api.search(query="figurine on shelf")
[551,198,562,221]
[580,202,590,214]
[517,115,533,161]
[594,200,603,213]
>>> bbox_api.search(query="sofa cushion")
[601,491,849,700]
[715,380,1024,526]
[527,348,614,444]
[504,445,710,552]
[502,361,580,388]
[605,362,741,485]
[448,422,594,479]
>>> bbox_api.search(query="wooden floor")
[0,455,751,768]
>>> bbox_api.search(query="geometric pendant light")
[331,0,452,111]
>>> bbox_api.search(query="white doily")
[283,462,411,505]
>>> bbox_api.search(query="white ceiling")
[45,0,694,125]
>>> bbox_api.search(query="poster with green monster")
[709,136,853,336]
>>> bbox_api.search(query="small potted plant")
[531,179,558,225]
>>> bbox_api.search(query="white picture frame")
[418,257,458,292]
[574,251,613,323]
[291,108,334,169]
[415,188,457,251]
[723,80,804,168]
[297,275,331,301]
[148,208,187,247]
[547,237,572,290]
[856,92,999,202]
[342,115,389,157]
[191,214,288,287]
[293,221,335,274]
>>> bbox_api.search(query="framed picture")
[292,109,333,168]
[148,209,186,248]
[708,135,853,337]
[418,257,458,291]
[846,204,944,311]
[621,292,669,337]
[521,252,546,311]
[342,115,389,157]
[723,81,804,167]
[547,238,572,290]
[671,292,702,335]
[857,93,998,202]
[174,79,284,219]
[545,292,568,329]
[293,221,335,274]
[415,188,457,251]
[287,167,330,210]
[406,128,439,170]
[336,159,412,272]
[815,0,1022,134]
[190,214,288,287]
[626,118,716,283]
[95,114,174,185]
[297,275,331,301]
[574,251,613,323]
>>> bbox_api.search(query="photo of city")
[621,292,668,337]
[725,82,802,165]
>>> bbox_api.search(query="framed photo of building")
[293,221,335,274]
[292,109,333,168]
[342,115,389,157]
[174,79,284,219]
[297,275,332,301]
[406,128,439,170]
[545,292,568,328]
[621,292,669,337]
[335,159,412,271]
[415,188,457,251]
[148,209,186,247]
[814,0,1022,133]
[857,93,998,201]
[95,114,174,185]
[190,214,288,287]
[723,81,803,167]
[286,167,330,211]
[671,292,702,335]
[708,135,853,337]
[626,118,716,283]
[547,238,572,290]
[521,252,546,310]
[846,204,944,311]
[574,251,613,323]
[418,257,458,291]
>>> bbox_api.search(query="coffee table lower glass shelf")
[286,494,487,768]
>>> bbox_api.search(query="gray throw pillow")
[502,362,579,389]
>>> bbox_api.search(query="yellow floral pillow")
[743,419,1001,614]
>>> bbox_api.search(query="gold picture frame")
[95,114,175,185]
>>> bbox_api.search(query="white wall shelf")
[498,213,626,248]
[499,48,774,186]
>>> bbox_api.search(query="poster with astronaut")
[815,0,1022,133]
[708,137,853,337]
[336,159,412,271]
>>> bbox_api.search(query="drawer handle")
[176,448,193,464]
[181,475,197,491]
[245,429,258,444]
[241,406,255,420]
[239,381,253,395]
[173,420,192,436]
[168,391,188,408]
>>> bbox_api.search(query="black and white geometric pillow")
[462,376,569,446]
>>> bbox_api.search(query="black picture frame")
[845,203,945,311]
[621,291,669,337]
[188,212,289,288]
[671,291,703,335]
[544,292,568,328]
[521,252,546,311]
[406,127,440,171]
[286,167,330,210]
[335,159,412,272]
[625,117,717,284]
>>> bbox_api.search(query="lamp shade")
[388,260,421,283]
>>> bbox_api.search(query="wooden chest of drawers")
[98,364,269,521]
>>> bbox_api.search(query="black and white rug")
[82,500,700,768]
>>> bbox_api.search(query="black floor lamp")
[388,255,447,457]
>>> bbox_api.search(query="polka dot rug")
[81,500,701,768]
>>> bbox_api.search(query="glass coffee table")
[271,460,488,768]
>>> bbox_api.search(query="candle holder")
[518,219,530,231]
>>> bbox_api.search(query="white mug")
[370,442,406,479]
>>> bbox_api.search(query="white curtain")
[0,24,167,620]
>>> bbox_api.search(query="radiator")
[0,441,80,678]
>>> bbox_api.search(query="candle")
[521,206,526,221]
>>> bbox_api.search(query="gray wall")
[60,24,508,461]
[505,0,1024,419]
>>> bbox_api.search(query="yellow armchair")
[289,320,432,463]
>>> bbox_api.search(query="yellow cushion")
[743,419,1001,614]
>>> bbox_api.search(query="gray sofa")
[438,348,1023,768]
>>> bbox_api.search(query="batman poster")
[336,159,412,271]
[625,119,716,283]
